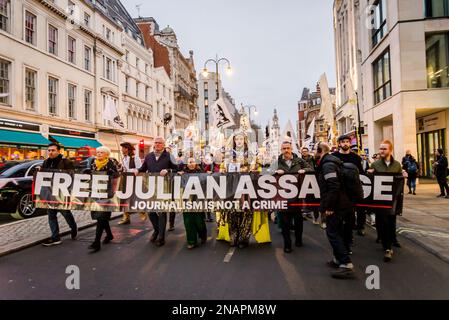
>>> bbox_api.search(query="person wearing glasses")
[138,136,179,247]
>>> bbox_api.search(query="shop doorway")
[417,129,446,178]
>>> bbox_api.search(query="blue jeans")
[407,177,417,191]
[325,209,352,265]
[48,210,77,241]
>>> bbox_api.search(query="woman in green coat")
[178,158,207,249]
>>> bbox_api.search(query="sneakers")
[284,247,292,253]
[168,225,175,231]
[187,244,197,249]
[118,218,130,225]
[155,239,165,247]
[393,241,401,248]
[437,194,445,198]
[384,249,393,262]
[312,218,320,225]
[150,232,158,243]
[42,239,62,246]
[331,266,355,279]
[102,235,114,244]
[321,223,327,229]
[295,240,303,247]
[88,242,101,253]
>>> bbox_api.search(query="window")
[0,0,10,32]
[145,63,149,74]
[125,50,129,62]
[48,77,58,115]
[68,84,76,119]
[136,81,140,98]
[25,11,37,45]
[84,46,91,71]
[104,56,114,81]
[25,68,37,110]
[68,36,76,63]
[105,27,111,41]
[425,0,449,17]
[373,49,391,104]
[0,58,10,104]
[136,57,140,69]
[371,0,387,48]
[156,81,160,93]
[125,76,129,93]
[67,1,75,15]
[145,86,149,102]
[426,32,449,88]
[84,12,90,27]
[48,25,58,55]
[84,90,91,121]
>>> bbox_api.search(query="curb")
[0,213,122,258]
[366,220,449,265]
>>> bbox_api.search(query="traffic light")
[139,139,144,150]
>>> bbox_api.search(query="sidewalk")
[396,183,449,263]
[0,211,122,257]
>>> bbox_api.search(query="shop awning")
[50,135,102,149]
[0,129,51,146]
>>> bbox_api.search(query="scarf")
[95,157,109,171]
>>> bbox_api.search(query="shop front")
[416,111,447,178]
[48,127,101,159]
[0,118,50,161]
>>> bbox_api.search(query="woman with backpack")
[405,156,419,195]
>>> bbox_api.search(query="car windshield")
[0,161,22,174]
[0,161,38,178]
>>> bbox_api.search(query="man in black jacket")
[42,143,78,246]
[138,136,179,246]
[272,141,313,253]
[315,142,355,279]
[333,134,364,243]
[435,148,449,198]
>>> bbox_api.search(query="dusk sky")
[123,0,336,130]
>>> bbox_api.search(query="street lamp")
[202,55,232,100]
[240,104,259,119]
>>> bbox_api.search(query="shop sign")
[417,112,446,134]
[0,118,40,132]
[49,127,96,138]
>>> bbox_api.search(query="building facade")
[0,0,171,161]
[333,0,365,144]
[358,0,449,177]
[0,0,125,160]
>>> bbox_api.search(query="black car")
[0,160,23,174]
[0,160,44,219]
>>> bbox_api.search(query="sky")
[122,0,336,131]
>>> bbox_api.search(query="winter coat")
[317,153,353,212]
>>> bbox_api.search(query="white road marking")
[223,247,236,263]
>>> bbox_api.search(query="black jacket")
[42,154,74,170]
[89,158,119,220]
[317,153,352,212]
[435,155,448,178]
[138,150,179,173]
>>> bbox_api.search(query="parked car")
[0,160,23,174]
[0,160,44,219]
